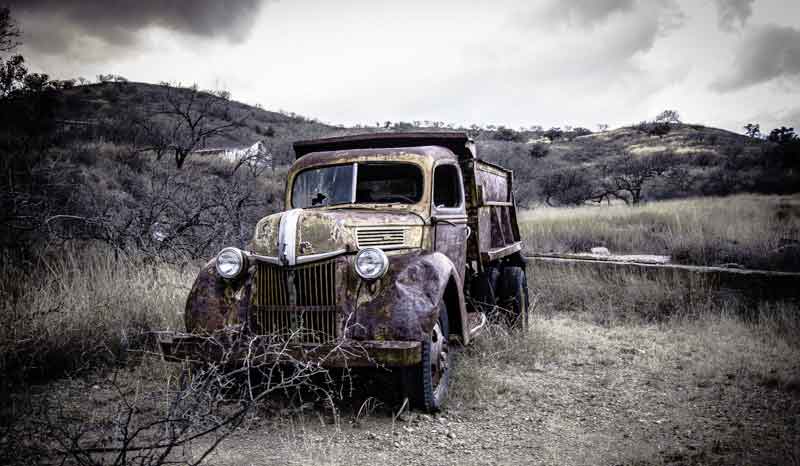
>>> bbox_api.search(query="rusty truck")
[159,132,528,412]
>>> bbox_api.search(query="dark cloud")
[714,0,755,31]
[713,24,800,92]
[8,0,266,56]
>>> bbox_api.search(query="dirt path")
[203,317,800,466]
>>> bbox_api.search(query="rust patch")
[184,259,252,334]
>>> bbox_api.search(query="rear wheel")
[472,266,500,317]
[498,266,529,331]
[403,300,451,412]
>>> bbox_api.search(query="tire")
[402,300,452,412]
[498,266,529,331]
[472,266,500,317]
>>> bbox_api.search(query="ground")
[193,315,800,466]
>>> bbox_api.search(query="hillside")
[50,82,797,207]
[475,123,796,206]
[55,82,346,164]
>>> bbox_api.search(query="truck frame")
[159,132,528,412]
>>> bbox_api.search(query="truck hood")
[251,208,426,264]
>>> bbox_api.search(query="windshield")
[291,162,423,209]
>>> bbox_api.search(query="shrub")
[529,143,550,158]
[492,126,522,142]
[635,120,671,137]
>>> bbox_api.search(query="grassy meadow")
[519,194,800,271]
[0,246,193,386]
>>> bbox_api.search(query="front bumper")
[156,331,421,368]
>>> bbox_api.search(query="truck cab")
[160,132,528,412]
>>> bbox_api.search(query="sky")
[7,0,800,133]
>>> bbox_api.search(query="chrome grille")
[356,227,406,248]
[252,260,338,342]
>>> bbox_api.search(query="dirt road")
[204,316,800,466]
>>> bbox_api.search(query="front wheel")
[402,300,451,412]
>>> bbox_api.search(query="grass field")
[0,246,193,386]
[518,194,800,271]
[2,195,799,465]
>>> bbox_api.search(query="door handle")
[431,216,456,227]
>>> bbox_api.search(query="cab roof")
[293,131,477,161]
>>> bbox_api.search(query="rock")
[590,247,611,256]
[447,432,456,440]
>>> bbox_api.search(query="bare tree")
[142,83,248,169]
[601,151,672,205]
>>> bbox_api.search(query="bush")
[492,126,522,142]
[635,120,671,137]
[529,143,550,159]
[543,127,563,141]
[536,166,595,206]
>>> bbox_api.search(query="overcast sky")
[8,0,800,133]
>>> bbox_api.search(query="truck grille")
[252,260,338,343]
[356,227,406,248]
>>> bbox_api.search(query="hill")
[51,82,797,207]
[54,81,345,165]
[2,80,797,263]
[474,123,797,206]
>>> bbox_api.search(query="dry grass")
[527,260,728,324]
[519,194,800,271]
[445,259,800,465]
[450,319,562,406]
[0,245,194,385]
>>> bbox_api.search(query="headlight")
[216,247,245,279]
[355,247,389,280]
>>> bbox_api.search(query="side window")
[433,164,462,209]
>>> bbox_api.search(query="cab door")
[431,162,469,281]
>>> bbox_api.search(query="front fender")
[184,259,253,334]
[347,251,468,344]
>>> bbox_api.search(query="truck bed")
[461,158,522,268]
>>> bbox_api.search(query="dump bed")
[460,159,522,268]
